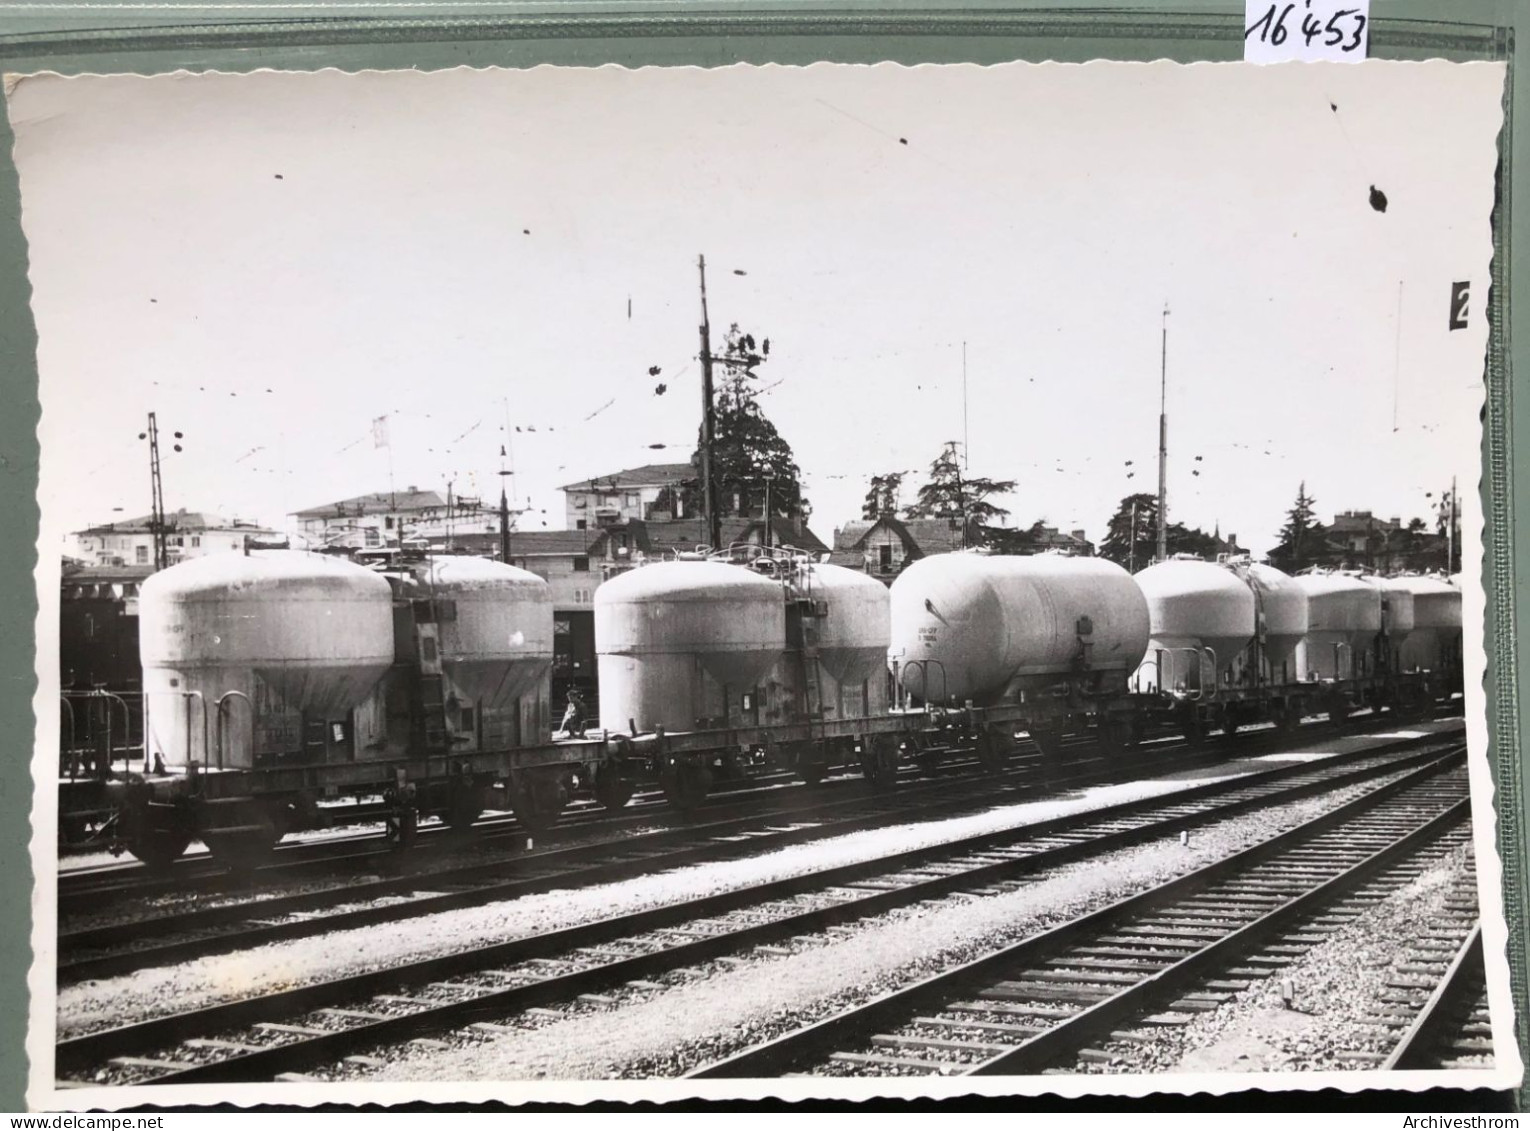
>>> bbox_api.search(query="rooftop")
[74,509,275,536]
[559,463,695,493]
[420,530,600,557]
[292,488,447,519]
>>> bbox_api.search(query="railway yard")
[52,710,1496,1088]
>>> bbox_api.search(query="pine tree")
[1099,494,1159,571]
[683,324,808,524]
[1269,481,1322,572]
[903,442,1015,548]
[862,472,904,520]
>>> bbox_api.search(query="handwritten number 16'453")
[1246,4,1367,51]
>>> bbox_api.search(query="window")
[174,536,184,547]
[576,519,587,530]
[625,492,639,507]
[135,545,149,564]
[191,536,201,548]
[573,556,590,572]
[385,517,395,530]
[879,544,894,572]
[364,528,382,547]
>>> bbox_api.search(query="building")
[71,509,278,568]
[290,487,494,551]
[560,463,696,530]
[1025,525,1095,555]
[1320,510,1444,572]
[829,517,964,582]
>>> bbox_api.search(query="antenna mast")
[1156,303,1170,563]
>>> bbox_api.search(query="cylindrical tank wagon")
[1130,557,1317,737]
[594,554,896,804]
[93,533,1465,874]
[1393,574,1464,696]
[120,550,561,867]
[888,552,1150,757]
[133,551,396,865]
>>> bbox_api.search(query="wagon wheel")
[1326,693,1351,724]
[1094,717,1131,758]
[510,770,567,836]
[974,729,1007,775]
[202,803,281,873]
[860,735,900,789]
[117,799,193,871]
[796,750,828,787]
[1128,715,1147,748]
[123,816,193,871]
[660,760,712,812]
[1028,727,1064,759]
[444,781,483,836]
[593,765,636,810]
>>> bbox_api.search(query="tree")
[1268,481,1325,573]
[986,519,1054,556]
[1099,494,1159,572]
[683,324,808,525]
[1434,485,1461,573]
[1099,494,1221,570]
[862,472,904,520]
[902,441,1016,548]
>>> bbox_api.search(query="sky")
[8,61,1505,556]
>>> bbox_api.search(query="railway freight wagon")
[1393,574,1465,696]
[1130,558,1433,739]
[593,550,896,805]
[886,551,1153,757]
[109,550,567,868]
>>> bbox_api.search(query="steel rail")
[58,709,1457,910]
[57,729,1463,984]
[55,742,1462,1084]
[1381,922,1486,1071]
[689,758,1469,1078]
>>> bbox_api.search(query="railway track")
[1381,922,1492,1071]
[688,756,1471,1078]
[57,722,1462,983]
[55,731,1464,1087]
[58,707,1449,912]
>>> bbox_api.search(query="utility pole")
[1129,500,1139,574]
[962,342,969,470]
[698,254,720,551]
[1156,303,1170,564]
[949,440,968,550]
[498,445,512,564]
[1448,475,1458,575]
[143,412,168,572]
[761,469,778,552]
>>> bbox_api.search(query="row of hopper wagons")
[73,545,1464,871]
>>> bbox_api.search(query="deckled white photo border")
[12,59,1520,1110]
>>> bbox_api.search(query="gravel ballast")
[60,751,1358,1038]
[320,769,1436,1081]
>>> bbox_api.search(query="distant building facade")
[560,463,696,530]
[291,488,494,551]
[829,517,964,582]
[72,509,278,568]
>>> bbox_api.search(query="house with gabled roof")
[830,516,964,583]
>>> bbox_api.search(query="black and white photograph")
[13,60,1521,1106]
